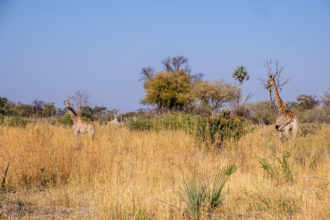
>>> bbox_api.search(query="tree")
[32,99,45,118]
[139,67,154,81]
[140,56,198,113]
[141,70,194,112]
[194,80,240,117]
[69,90,89,113]
[42,103,56,117]
[93,106,108,121]
[12,104,34,117]
[319,86,330,106]
[161,56,191,73]
[259,60,291,108]
[0,97,8,115]
[232,66,249,89]
[80,106,94,121]
[296,94,319,110]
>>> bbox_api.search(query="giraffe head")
[266,75,275,89]
[64,100,71,108]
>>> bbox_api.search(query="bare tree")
[161,56,191,73]
[191,72,204,82]
[319,86,330,106]
[259,60,291,108]
[139,66,154,81]
[69,90,89,113]
[32,99,45,118]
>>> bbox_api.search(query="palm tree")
[232,66,249,89]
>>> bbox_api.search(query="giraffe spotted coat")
[266,75,298,140]
[64,100,95,139]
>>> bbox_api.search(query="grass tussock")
[181,164,237,219]
[0,121,329,219]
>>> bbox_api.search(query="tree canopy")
[194,80,240,117]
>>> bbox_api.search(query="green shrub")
[0,116,31,127]
[7,116,30,127]
[57,113,73,126]
[126,113,251,144]
[126,118,153,131]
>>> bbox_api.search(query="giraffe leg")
[88,125,95,140]
[278,131,284,143]
[74,129,80,137]
[283,126,290,139]
[292,119,298,140]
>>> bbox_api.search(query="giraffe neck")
[66,106,79,124]
[271,80,289,114]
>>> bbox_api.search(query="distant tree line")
[1,57,329,125]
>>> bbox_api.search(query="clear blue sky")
[1,0,329,112]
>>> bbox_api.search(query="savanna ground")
[0,121,329,219]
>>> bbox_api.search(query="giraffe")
[64,100,95,139]
[266,75,298,140]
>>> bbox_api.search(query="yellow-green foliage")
[0,122,329,219]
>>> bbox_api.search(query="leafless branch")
[68,90,89,112]
[191,72,204,82]
[139,66,154,81]
[260,59,291,107]
[243,92,254,104]
[161,56,191,73]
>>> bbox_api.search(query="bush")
[126,113,251,145]
[57,113,73,126]
[294,106,330,123]
[0,116,30,127]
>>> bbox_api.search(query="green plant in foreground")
[276,151,293,182]
[181,165,237,219]
[182,176,207,220]
[258,158,275,178]
[259,151,293,183]
[209,165,237,211]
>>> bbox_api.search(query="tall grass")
[0,121,329,219]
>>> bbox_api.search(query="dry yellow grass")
[0,122,329,219]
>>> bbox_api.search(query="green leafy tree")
[142,70,194,112]
[80,106,94,121]
[194,80,240,117]
[296,94,319,110]
[12,104,34,117]
[140,56,197,113]
[42,103,56,117]
[93,106,109,121]
[232,66,249,89]
[0,97,8,115]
